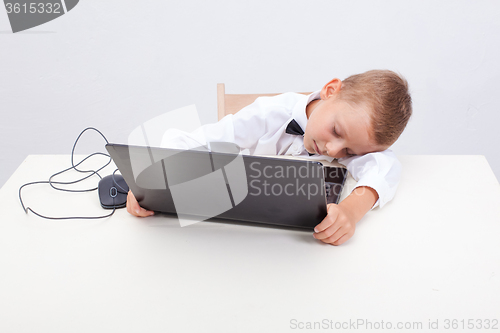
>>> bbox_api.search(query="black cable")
[19,181,116,219]
[47,152,109,192]
[111,168,129,194]
[18,127,124,220]
[49,127,111,192]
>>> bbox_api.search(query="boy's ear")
[320,78,342,100]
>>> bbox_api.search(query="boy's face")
[304,79,388,159]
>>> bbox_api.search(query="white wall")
[1,0,499,188]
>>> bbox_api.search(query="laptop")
[106,143,347,230]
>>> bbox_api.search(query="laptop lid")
[106,143,347,230]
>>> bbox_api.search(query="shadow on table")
[139,212,318,244]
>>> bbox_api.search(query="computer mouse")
[98,174,129,209]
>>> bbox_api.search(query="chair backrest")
[217,83,312,121]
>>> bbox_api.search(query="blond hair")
[339,70,412,147]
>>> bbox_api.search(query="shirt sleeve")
[161,94,292,154]
[337,149,402,209]
[160,115,237,150]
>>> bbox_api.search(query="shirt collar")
[291,90,321,133]
[291,90,334,162]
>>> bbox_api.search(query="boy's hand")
[313,203,356,246]
[126,190,155,217]
[313,186,379,246]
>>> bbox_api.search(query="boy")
[127,69,412,246]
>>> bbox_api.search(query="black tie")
[285,119,305,136]
[285,119,315,156]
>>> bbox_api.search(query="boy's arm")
[127,190,155,217]
[338,149,402,209]
[160,93,296,154]
[313,150,401,245]
[339,186,379,222]
[313,186,378,246]
[128,94,296,217]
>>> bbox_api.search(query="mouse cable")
[18,127,127,220]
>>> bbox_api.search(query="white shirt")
[161,91,402,209]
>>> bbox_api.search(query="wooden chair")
[217,83,312,121]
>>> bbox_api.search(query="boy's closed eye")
[333,126,340,138]
[344,149,356,157]
[333,126,356,157]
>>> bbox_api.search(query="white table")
[1,155,499,333]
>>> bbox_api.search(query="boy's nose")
[325,143,344,158]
